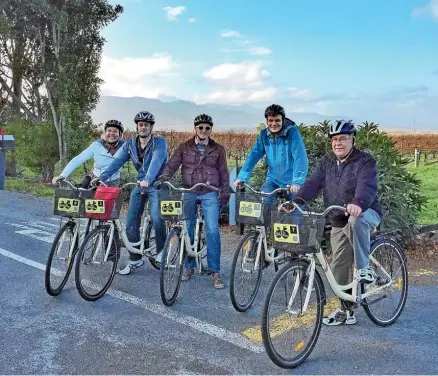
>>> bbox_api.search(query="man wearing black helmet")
[292,120,383,326]
[52,120,125,188]
[97,111,168,275]
[157,114,229,289]
[233,104,309,226]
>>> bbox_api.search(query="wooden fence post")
[414,148,420,168]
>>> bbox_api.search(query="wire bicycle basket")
[53,188,95,218]
[235,191,264,225]
[159,191,186,221]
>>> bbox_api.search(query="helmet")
[264,104,286,120]
[194,114,213,127]
[104,119,123,133]
[134,111,155,125]
[328,120,356,137]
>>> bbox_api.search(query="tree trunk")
[42,163,54,183]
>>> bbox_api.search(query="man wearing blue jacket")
[98,111,168,275]
[233,104,309,225]
[52,120,125,187]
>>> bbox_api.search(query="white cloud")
[220,30,242,38]
[163,6,186,21]
[250,47,272,55]
[412,0,438,20]
[188,17,196,23]
[200,88,277,104]
[203,62,270,87]
[99,54,178,98]
[287,87,312,100]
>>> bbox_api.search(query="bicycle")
[156,181,218,306]
[229,182,290,312]
[45,180,96,296]
[74,182,159,301]
[261,201,408,369]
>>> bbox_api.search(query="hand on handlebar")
[138,180,149,188]
[233,179,244,188]
[288,184,300,193]
[52,176,65,185]
[345,203,363,217]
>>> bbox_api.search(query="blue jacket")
[60,139,126,181]
[100,135,168,184]
[237,122,309,187]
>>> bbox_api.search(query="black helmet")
[194,114,213,127]
[104,119,123,133]
[328,120,356,137]
[134,111,155,125]
[264,104,286,120]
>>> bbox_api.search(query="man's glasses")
[331,136,352,144]
[196,126,211,131]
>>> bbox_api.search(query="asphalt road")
[1,190,437,375]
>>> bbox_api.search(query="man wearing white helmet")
[97,111,168,275]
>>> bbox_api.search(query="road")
[1,190,437,374]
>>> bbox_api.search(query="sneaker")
[323,308,356,326]
[357,265,376,284]
[118,259,144,275]
[154,250,163,264]
[212,272,225,289]
[181,268,195,281]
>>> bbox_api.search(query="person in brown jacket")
[157,114,229,289]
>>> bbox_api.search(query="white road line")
[0,247,264,354]
[5,223,54,243]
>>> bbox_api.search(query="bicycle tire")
[144,221,160,270]
[75,224,120,301]
[261,260,324,369]
[229,231,263,312]
[197,222,208,273]
[45,221,78,296]
[362,238,408,326]
[160,227,184,306]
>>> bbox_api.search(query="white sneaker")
[357,265,377,284]
[323,309,356,326]
[118,259,144,275]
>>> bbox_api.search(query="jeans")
[183,191,221,273]
[125,186,166,261]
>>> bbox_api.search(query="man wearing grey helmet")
[96,111,168,275]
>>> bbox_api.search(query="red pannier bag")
[85,186,121,220]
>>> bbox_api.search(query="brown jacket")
[159,137,229,199]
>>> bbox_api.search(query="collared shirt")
[195,136,209,155]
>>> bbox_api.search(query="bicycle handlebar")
[278,201,346,216]
[56,179,92,191]
[159,181,220,192]
[237,182,289,196]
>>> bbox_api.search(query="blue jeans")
[183,191,221,273]
[126,186,166,261]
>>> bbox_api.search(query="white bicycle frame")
[277,202,396,315]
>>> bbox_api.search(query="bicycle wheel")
[197,222,208,273]
[75,224,120,301]
[144,221,160,270]
[362,238,408,326]
[261,260,324,369]
[160,227,184,306]
[229,231,263,312]
[45,221,78,296]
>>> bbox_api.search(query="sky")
[99,0,438,131]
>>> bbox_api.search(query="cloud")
[188,17,196,23]
[199,88,277,104]
[99,54,178,98]
[203,61,270,87]
[287,87,311,100]
[412,0,438,20]
[163,6,186,21]
[249,47,272,56]
[220,30,242,38]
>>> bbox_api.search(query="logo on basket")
[160,200,182,215]
[238,201,261,218]
[57,198,80,213]
[273,223,300,243]
[85,199,105,213]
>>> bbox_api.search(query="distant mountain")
[91,96,345,131]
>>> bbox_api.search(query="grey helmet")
[104,119,124,133]
[194,114,213,127]
[134,111,155,125]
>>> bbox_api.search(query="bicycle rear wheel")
[75,224,120,301]
[261,260,324,369]
[45,221,78,296]
[229,231,263,312]
[160,228,184,306]
[362,238,408,326]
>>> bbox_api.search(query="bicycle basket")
[53,188,95,218]
[235,191,264,225]
[271,211,325,253]
[84,186,123,220]
[159,191,186,221]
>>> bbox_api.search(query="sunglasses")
[196,126,211,131]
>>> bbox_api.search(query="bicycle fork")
[286,258,316,316]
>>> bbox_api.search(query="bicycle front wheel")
[362,238,408,326]
[45,221,78,296]
[160,228,184,306]
[229,231,263,312]
[261,260,324,369]
[75,224,120,301]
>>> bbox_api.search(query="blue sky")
[99,0,438,130]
